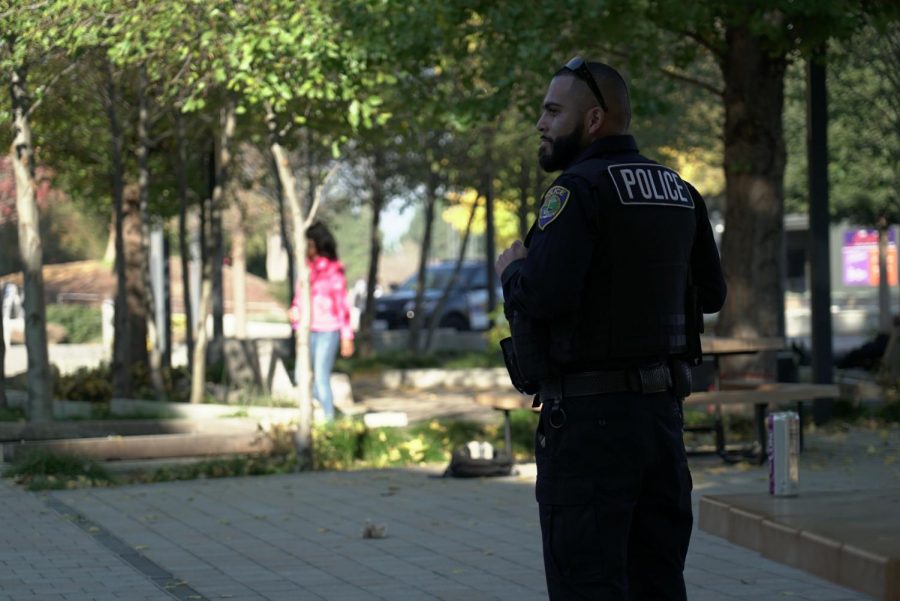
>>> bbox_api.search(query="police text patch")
[538,185,570,230]
[608,164,694,209]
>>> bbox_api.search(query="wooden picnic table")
[693,335,839,462]
[475,336,840,465]
[699,335,787,356]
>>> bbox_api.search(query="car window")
[396,267,459,292]
[467,266,488,289]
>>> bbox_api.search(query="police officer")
[495,58,726,600]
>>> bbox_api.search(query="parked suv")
[374,261,502,331]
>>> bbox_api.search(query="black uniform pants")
[535,390,692,601]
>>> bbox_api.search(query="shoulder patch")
[538,185,570,230]
[608,163,695,209]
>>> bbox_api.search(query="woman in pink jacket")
[289,222,354,421]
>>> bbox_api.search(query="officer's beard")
[538,126,585,172]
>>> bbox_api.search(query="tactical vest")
[559,157,697,366]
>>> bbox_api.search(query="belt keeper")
[627,370,643,393]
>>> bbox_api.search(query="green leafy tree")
[785,23,900,333]
[468,1,900,375]
[0,0,105,419]
[181,0,399,463]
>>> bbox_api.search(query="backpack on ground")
[443,441,513,478]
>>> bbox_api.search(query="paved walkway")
[4,422,898,601]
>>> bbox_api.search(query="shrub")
[0,406,26,422]
[54,363,192,403]
[55,364,113,403]
[311,411,537,471]
[877,401,900,423]
[45,304,102,344]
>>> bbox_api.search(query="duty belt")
[539,363,672,399]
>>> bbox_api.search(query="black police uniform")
[501,134,726,600]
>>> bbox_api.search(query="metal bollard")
[767,411,799,496]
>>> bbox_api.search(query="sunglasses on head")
[562,56,608,112]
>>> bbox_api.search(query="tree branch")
[26,60,79,117]
[303,164,339,229]
[677,28,724,59]
[603,44,723,97]
[658,66,724,97]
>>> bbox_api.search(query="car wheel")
[439,313,470,331]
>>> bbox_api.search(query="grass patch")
[4,449,115,491]
[124,455,299,484]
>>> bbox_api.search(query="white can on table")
[767,411,799,496]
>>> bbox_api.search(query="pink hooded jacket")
[290,256,354,341]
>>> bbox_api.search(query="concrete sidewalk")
[4,424,896,601]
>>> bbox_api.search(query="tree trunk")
[189,273,212,404]
[104,61,131,399]
[187,157,215,405]
[267,107,313,468]
[271,151,295,306]
[231,199,247,339]
[10,66,52,421]
[162,232,172,369]
[484,165,497,316]
[408,145,439,354]
[123,183,149,369]
[518,156,532,241]
[358,150,386,358]
[103,217,116,265]
[211,103,236,344]
[137,64,164,400]
[424,194,479,351]
[175,112,195,374]
[714,26,788,379]
[0,308,6,409]
[271,150,296,367]
[189,147,217,404]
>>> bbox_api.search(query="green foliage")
[0,198,107,275]
[3,449,115,491]
[784,24,900,221]
[876,401,900,423]
[313,411,537,470]
[54,363,192,403]
[55,364,113,403]
[45,304,102,344]
[0,406,26,422]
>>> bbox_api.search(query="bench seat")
[686,383,840,406]
[474,382,841,464]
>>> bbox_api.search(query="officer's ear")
[586,106,604,136]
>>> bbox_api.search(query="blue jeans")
[309,330,340,421]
